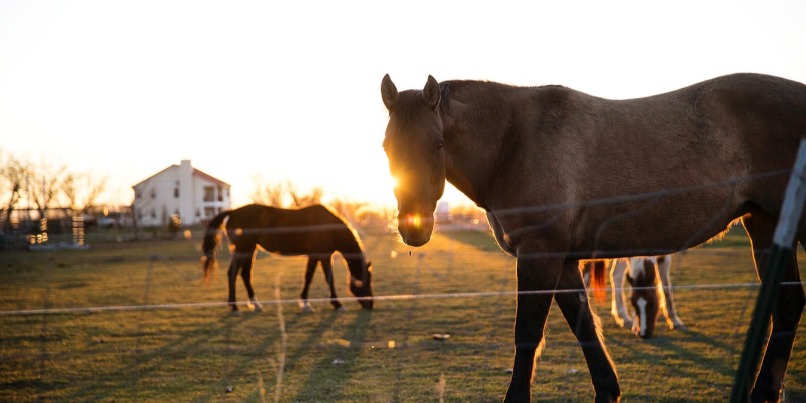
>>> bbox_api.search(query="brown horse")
[202,204,373,313]
[381,73,806,402]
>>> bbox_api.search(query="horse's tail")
[589,260,607,303]
[201,210,231,284]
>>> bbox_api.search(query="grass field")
[1,225,806,402]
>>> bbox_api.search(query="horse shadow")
[608,325,741,400]
[59,310,265,402]
[286,309,374,402]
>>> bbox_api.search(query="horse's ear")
[423,75,440,110]
[367,261,373,272]
[381,74,398,111]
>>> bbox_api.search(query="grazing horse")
[380,73,806,402]
[202,204,373,313]
[584,255,684,338]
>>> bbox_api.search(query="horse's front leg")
[240,252,262,313]
[298,258,318,313]
[556,261,621,402]
[610,259,633,329]
[656,254,685,330]
[504,253,563,403]
[322,256,344,311]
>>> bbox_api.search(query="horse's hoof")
[300,303,315,313]
[252,303,264,313]
[334,306,346,312]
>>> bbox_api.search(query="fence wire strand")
[2,166,805,401]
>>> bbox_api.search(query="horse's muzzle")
[397,213,434,246]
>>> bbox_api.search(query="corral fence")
[2,145,806,401]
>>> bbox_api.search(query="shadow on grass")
[605,325,741,401]
[57,310,264,402]
[288,310,373,402]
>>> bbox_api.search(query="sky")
[1,0,805,209]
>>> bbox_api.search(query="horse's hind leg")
[322,257,344,310]
[299,258,317,313]
[610,259,633,329]
[656,254,685,330]
[742,211,805,402]
[240,252,263,312]
[555,261,621,402]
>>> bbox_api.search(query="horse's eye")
[435,141,444,153]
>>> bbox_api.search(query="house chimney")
[179,160,194,224]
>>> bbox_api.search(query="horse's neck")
[442,83,573,211]
[337,229,364,259]
[442,92,513,208]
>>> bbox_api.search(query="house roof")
[132,163,230,188]
[192,168,229,186]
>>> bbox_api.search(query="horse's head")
[626,258,660,338]
[347,257,373,309]
[381,74,446,246]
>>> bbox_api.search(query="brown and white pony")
[584,254,684,338]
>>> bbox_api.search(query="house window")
[151,209,156,218]
[174,187,179,198]
[204,207,215,217]
[203,186,214,202]
[217,186,223,202]
[195,208,200,217]
[150,189,156,198]
[136,190,142,199]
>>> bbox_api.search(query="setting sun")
[1,1,804,213]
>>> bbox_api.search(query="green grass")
[1,226,805,402]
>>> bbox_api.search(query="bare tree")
[27,160,66,219]
[250,175,322,207]
[289,185,323,207]
[61,172,108,213]
[0,153,28,231]
[250,177,287,206]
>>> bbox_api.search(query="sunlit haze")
[2,1,804,209]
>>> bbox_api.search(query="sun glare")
[405,214,422,229]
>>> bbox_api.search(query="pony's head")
[381,74,446,247]
[626,257,660,338]
[346,256,373,309]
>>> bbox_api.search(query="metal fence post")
[730,138,806,402]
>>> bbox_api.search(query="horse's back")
[225,204,352,256]
[507,73,806,256]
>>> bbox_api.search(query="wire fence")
[2,167,806,401]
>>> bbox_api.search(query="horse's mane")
[317,204,366,256]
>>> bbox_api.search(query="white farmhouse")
[132,160,231,227]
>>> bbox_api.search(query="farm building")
[132,160,231,227]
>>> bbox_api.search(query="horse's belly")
[575,195,746,258]
[581,217,738,258]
